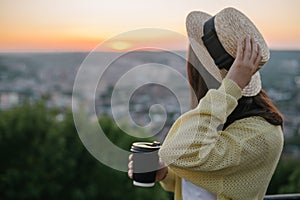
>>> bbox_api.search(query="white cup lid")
[133,181,155,187]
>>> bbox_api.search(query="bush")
[0,101,171,199]
[267,144,300,194]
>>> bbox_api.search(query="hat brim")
[186,11,223,81]
[186,9,263,97]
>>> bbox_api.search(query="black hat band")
[201,16,234,70]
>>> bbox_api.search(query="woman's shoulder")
[224,116,283,138]
[223,116,284,159]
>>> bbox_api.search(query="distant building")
[0,91,19,109]
[282,145,300,160]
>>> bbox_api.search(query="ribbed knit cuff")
[159,167,175,192]
[220,78,242,100]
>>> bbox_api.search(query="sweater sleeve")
[159,167,176,192]
[159,78,243,172]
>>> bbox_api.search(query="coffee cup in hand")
[130,141,161,187]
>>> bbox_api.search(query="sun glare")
[109,41,132,51]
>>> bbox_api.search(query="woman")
[129,7,283,200]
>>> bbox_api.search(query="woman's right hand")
[226,36,262,89]
[128,154,168,182]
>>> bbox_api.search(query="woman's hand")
[128,154,168,182]
[226,36,263,89]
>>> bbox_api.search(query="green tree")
[267,158,300,194]
[0,101,171,199]
[278,167,300,193]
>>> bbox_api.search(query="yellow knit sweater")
[159,78,283,200]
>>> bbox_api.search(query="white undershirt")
[182,178,217,200]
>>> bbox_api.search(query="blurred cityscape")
[0,50,300,156]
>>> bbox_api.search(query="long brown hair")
[186,45,283,128]
[187,45,212,109]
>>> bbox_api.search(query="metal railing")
[264,194,300,200]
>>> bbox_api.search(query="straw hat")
[186,7,269,96]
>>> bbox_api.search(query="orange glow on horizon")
[1,21,299,51]
[1,31,299,52]
[0,34,104,52]
[0,29,188,52]
[1,0,299,51]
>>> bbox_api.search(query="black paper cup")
[130,141,160,187]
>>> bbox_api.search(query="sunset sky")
[1,0,300,51]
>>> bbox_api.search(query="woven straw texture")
[186,7,269,97]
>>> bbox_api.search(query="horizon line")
[1,48,300,54]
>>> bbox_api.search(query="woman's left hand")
[128,154,168,182]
